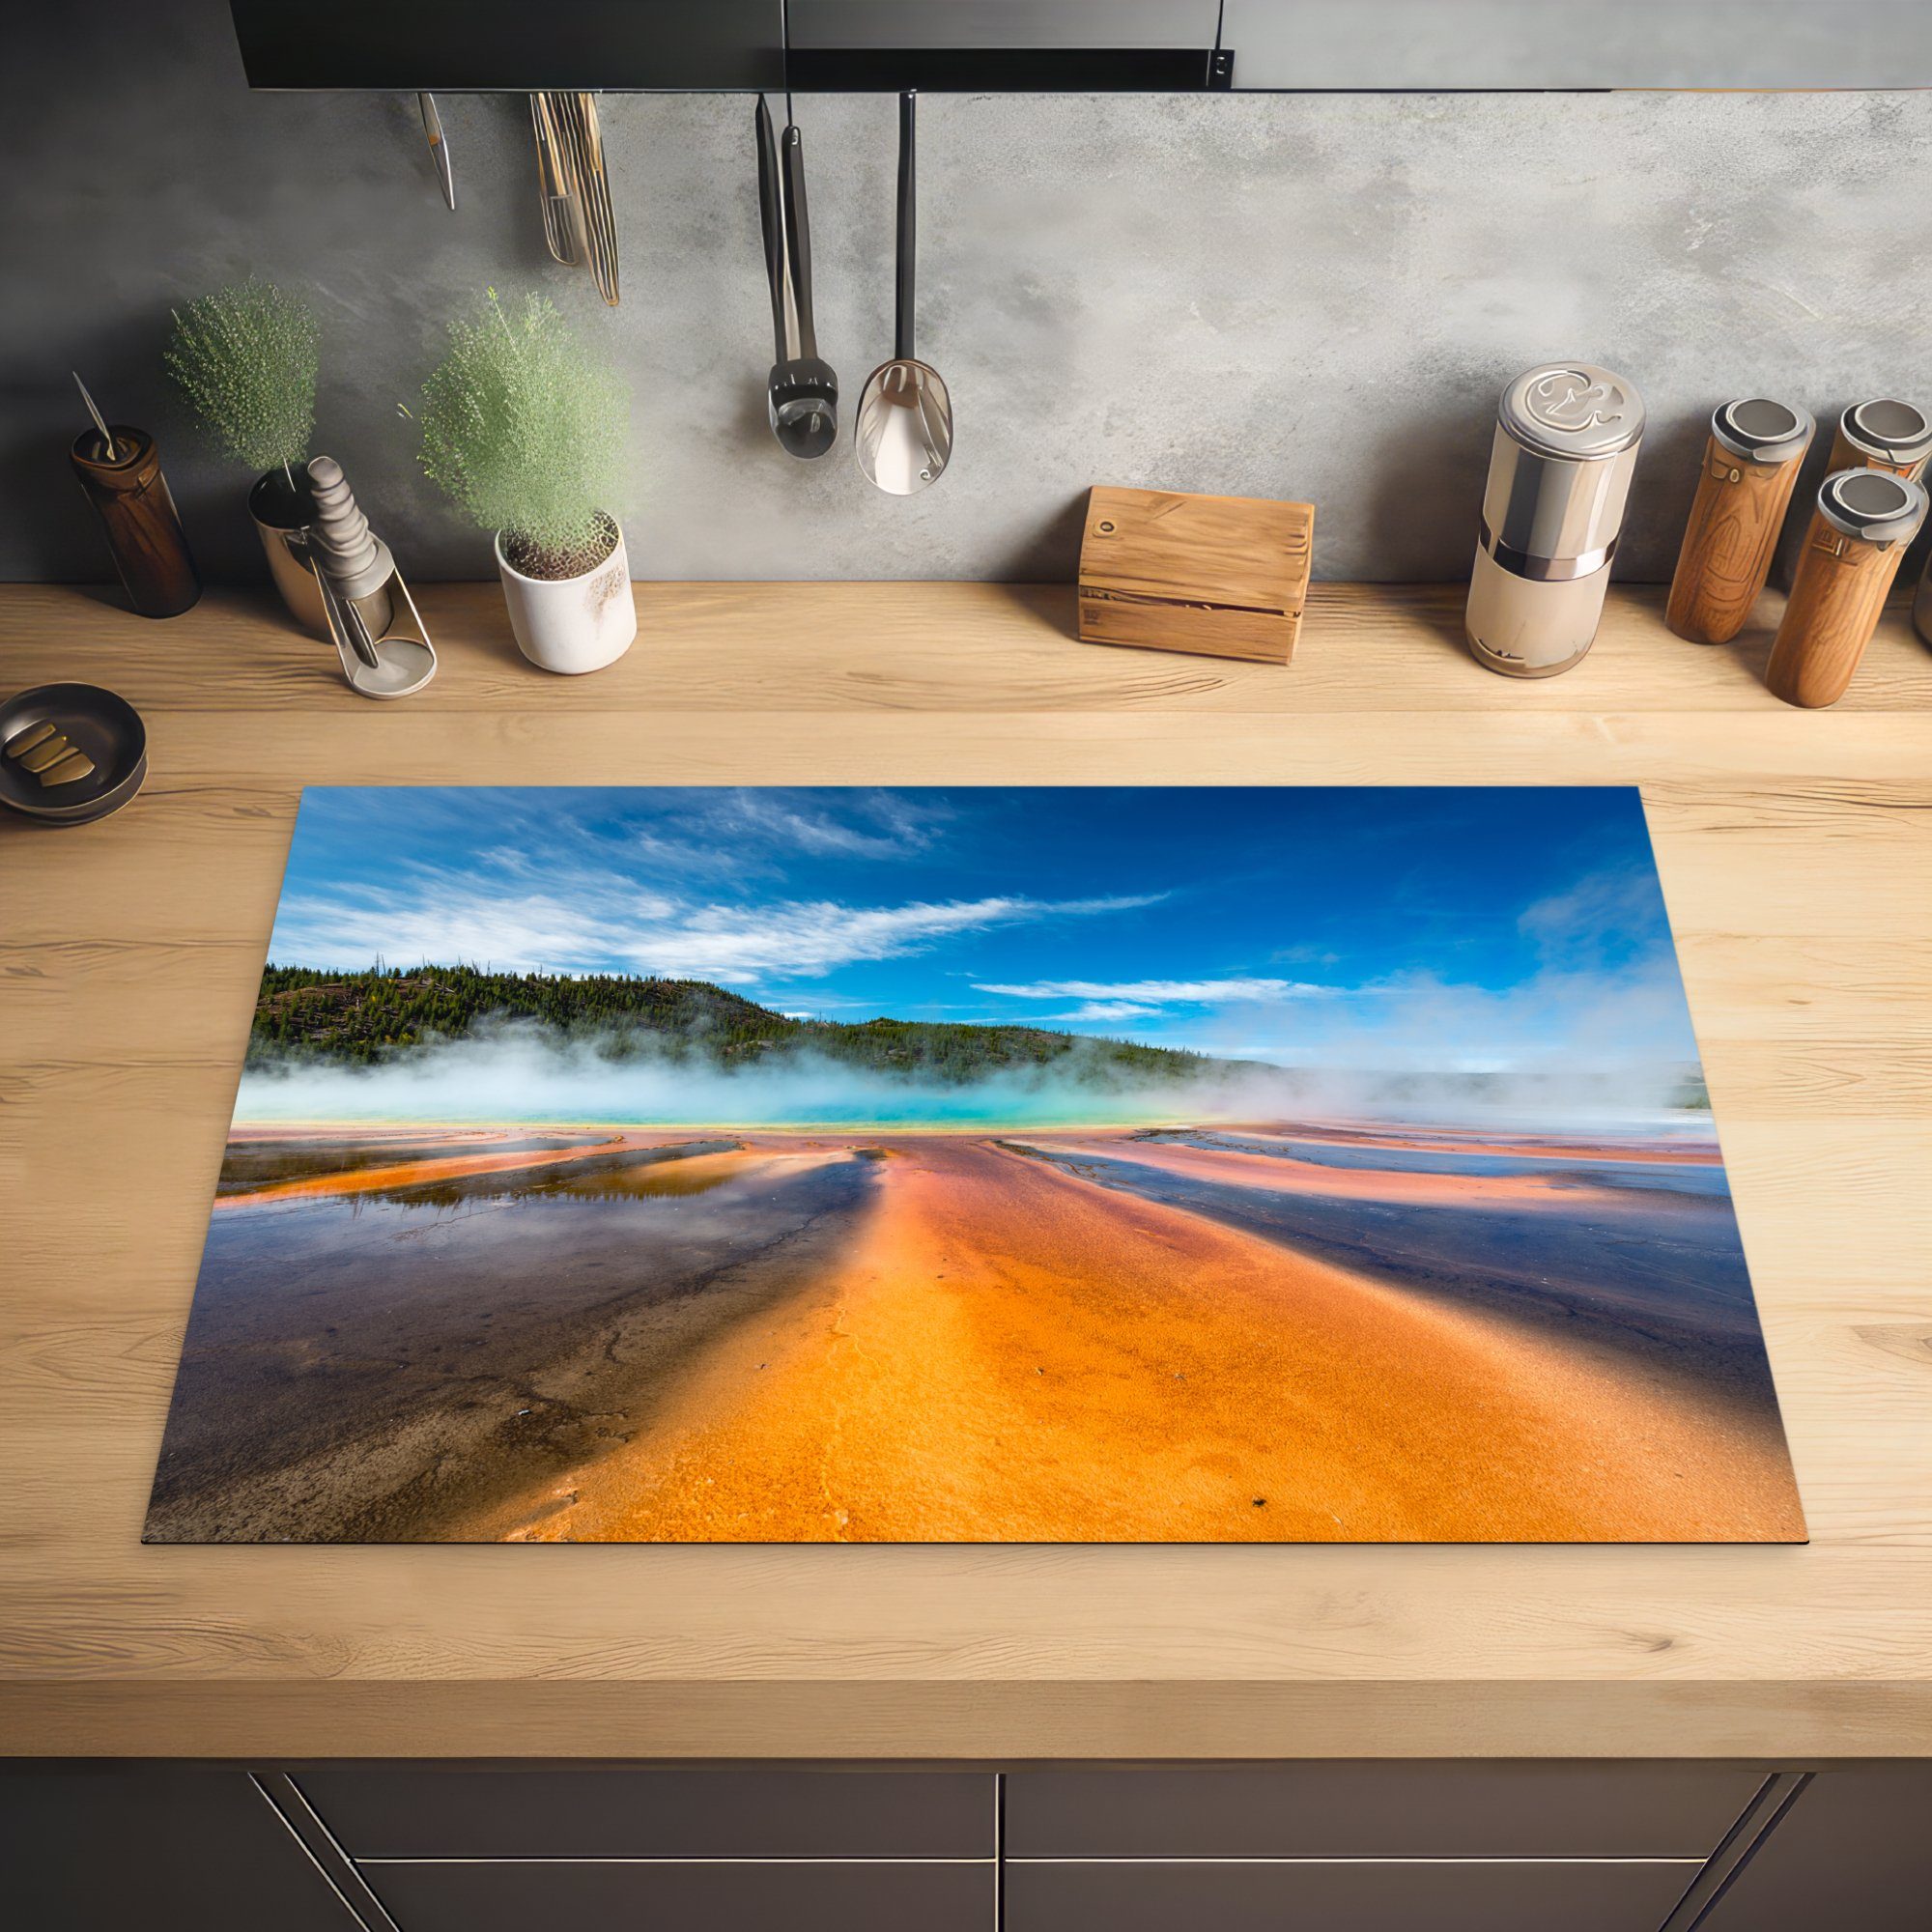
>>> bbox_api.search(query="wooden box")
[1075,486,1315,665]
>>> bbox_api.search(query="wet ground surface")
[147,1135,879,1542]
[1014,1129,1776,1405]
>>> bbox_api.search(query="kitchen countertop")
[1,578,1928,1761]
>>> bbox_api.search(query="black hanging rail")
[227,0,1234,93]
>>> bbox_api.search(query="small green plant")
[413,289,630,579]
[165,279,319,484]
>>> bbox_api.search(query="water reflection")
[1143,1130,1731,1199]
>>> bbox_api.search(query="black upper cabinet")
[229,0,787,92]
[229,0,1932,91]
[787,1,1223,89]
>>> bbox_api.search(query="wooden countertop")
[2,579,1928,1761]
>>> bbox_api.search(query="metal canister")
[248,469,328,638]
[1466,362,1645,677]
[1826,398,1932,482]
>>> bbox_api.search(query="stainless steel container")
[248,469,328,638]
[1466,362,1645,677]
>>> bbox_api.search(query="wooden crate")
[1075,485,1314,665]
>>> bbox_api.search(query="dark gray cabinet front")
[1005,1763,1760,1859]
[0,1765,357,1932]
[1005,1858,1696,1932]
[14,1759,1932,1931]
[363,1859,992,1932]
[298,1764,994,1859]
[1693,1767,1932,1931]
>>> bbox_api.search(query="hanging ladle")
[756,94,838,459]
[856,91,952,495]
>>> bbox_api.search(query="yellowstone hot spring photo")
[145,784,1804,1546]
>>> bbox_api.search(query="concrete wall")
[8,1,1930,584]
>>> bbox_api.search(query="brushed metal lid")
[1839,398,1932,466]
[1713,396,1813,464]
[1498,363,1644,462]
[1817,467,1929,544]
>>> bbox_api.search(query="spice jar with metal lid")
[1826,398,1932,482]
[1466,362,1645,678]
[1766,468,1928,709]
[1666,397,1814,646]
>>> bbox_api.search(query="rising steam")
[234,1019,1708,1133]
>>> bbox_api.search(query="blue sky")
[267,786,1702,1074]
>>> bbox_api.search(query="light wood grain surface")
[1,580,1928,1760]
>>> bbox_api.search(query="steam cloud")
[234,1020,1708,1134]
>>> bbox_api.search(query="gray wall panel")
[7,2,1929,587]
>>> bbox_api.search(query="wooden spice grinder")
[1765,469,1928,708]
[68,425,200,619]
[1825,397,1931,482]
[1665,398,1812,645]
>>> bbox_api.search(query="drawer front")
[364,1859,992,1932]
[298,1766,993,1860]
[1695,1767,1932,1931]
[1006,1764,1758,1859]
[0,1766,359,1932]
[1005,1859,1696,1932]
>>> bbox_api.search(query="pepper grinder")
[1825,398,1931,482]
[1466,363,1645,677]
[305,456,437,698]
[1665,399,1813,645]
[1765,469,1928,709]
[66,375,199,619]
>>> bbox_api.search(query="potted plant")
[165,279,323,632]
[414,289,635,674]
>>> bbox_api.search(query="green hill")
[246,963,1234,1087]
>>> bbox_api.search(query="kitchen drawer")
[363,1858,992,1932]
[1005,1762,1758,1859]
[1694,1767,1932,1930]
[1004,1858,1696,1932]
[0,1764,358,1932]
[298,1765,993,1860]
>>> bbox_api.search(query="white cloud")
[1519,867,1667,966]
[626,897,1046,980]
[1049,1001,1159,1023]
[976,977,1340,1004]
[710,790,945,860]
[270,873,1156,984]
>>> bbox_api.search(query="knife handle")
[781,126,816,359]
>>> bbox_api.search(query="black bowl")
[0,682,147,827]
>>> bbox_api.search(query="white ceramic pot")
[495,521,637,674]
